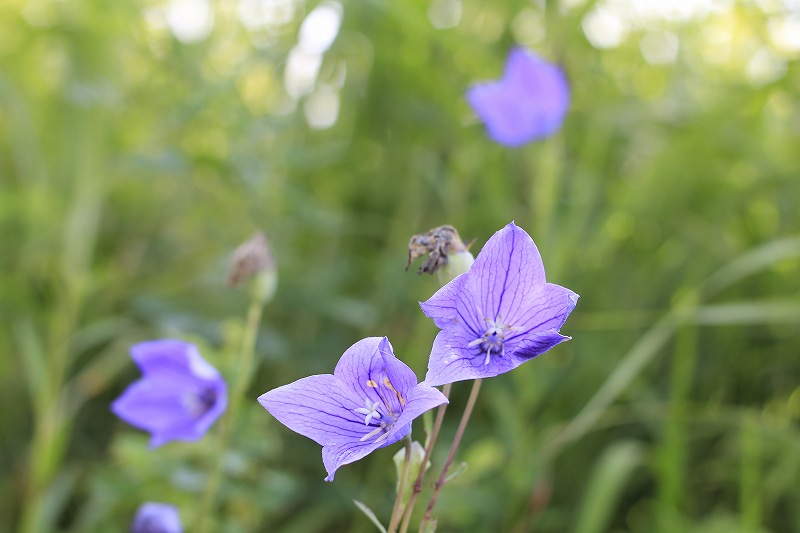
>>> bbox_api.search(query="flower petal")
[423,273,484,339]
[467,81,530,146]
[393,382,449,426]
[111,379,201,447]
[377,337,418,399]
[419,273,469,329]
[466,222,545,322]
[504,48,570,138]
[505,283,579,339]
[132,502,183,533]
[258,375,368,446]
[333,337,418,415]
[130,339,194,375]
[509,330,571,362]
[321,422,411,482]
[424,328,518,386]
[424,328,570,386]
[190,380,228,442]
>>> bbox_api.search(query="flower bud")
[226,231,277,304]
[393,441,429,507]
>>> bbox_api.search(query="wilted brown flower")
[406,225,471,276]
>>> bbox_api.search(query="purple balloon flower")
[466,48,570,146]
[258,337,448,481]
[131,502,182,533]
[421,222,578,386]
[112,340,228,448]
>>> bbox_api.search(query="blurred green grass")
[1,0,799,531]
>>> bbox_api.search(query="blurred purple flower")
[466,48,570,146]
[131,502,182,533]
[258,337,447,481]
[421,222,578,386]
[112,340,227,448]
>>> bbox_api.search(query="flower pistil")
[468,316,522,365]
[355,376,408,442]
[354,398,383,425]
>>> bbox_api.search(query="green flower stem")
[530,135,562,253]
[419,378,483,532]
[398,383,452,533]
[196,288,265,533]
[388,436,413,533]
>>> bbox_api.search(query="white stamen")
[374,429,393,444]
[360,422,387,442]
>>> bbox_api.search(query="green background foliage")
[2,0,799,531]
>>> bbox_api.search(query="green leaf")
[421,518,438,533]
[443,462,467,484]
[352,500,388,533]
[15,319,48,415]
[574,440,645,533]
[692,301,800,325]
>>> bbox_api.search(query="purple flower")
[131,502,182,533]
[466,48,570,146]
[112,340,227,448]
[258,337,448,481]
[421,222,578,386]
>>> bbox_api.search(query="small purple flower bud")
[111,340,228,447]
[131,502,182,533]
[467,48,570,146]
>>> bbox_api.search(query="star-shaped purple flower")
[131,502,183,533]
[421,222,578,386]
[111,340,228,448]
[466,48,570,147]
[258,337,448,481]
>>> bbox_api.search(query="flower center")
[185,386,218,418]
[467,317,520,365]
[354,377,404,442]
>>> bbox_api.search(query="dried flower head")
[407,225,472,276]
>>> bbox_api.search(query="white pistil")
[354,398,383,425]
